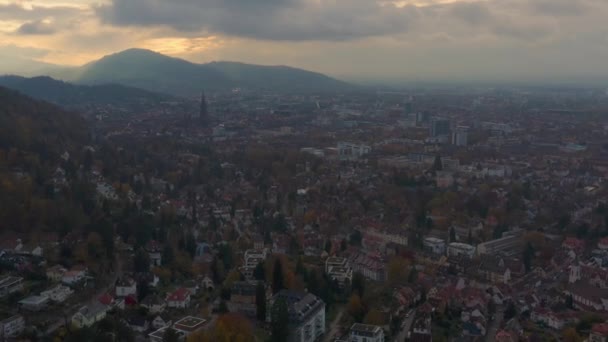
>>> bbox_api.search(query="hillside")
[0,75,177,108]
[0,86,89,155]
[53,49,353,96]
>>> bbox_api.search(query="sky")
[1,0,608,84]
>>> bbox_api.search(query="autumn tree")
[348,294,365,322]
[364,309,385,326]
[388,256,410,286]
[562,327,582,342]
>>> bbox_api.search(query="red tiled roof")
[592,323,608,336]
[167,288,191,302]
[99,293,114,305]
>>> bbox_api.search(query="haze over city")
[2,0,608,84]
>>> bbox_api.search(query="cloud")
[0,3,81,21]
[97,0,416,41]
[16,20,56,35]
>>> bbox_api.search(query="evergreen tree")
[256,282,267,322]
[272,259,285,294]
[253,262,266,281]
[162,328,179,342]
[449,227,456,242]
[134,248,150,273]
[270,298,289,342]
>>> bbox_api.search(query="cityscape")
[2,1,608,342]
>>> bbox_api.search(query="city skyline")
[1,0,608,84]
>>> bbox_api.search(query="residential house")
[18,295,49,311]
[267,290,326,342]
[46,265,67,282]
[478,256,511,284]
[0,315,25,339]
[115,277,137,298]
[350,253,386,281]
[151,314,172,330]
[167,288,191,309]
[349,323,384,342]
[141,294,166,314]
[590,323,608,342]
[241,249,269,279]
[72,302,109,328]
[530,308,578,330]
[201,276,214,292]
[0,276,23,297]
[62,266,87,285]
[423,237,446,255]
[146,241,162,267]
[447,242,476,258]
[127,315,149,333]
[40,284,73,303]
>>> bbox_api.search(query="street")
[394,309,416,342]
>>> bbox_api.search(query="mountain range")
[40,49,353,96]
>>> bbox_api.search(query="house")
[18,295,49,311]
[46,265,67,282]
[98,292,124,310]
[530,308,578,330]
[146,241,162,267]
[423,237,446,255]
[40,284,73,303]
[0,276,23,297]
[241,249,269,279]
[0,239,23,254]
[478,256,511,284]
[201,276,214,292]
[151,314,172,330]
[229,281,259,317]
[267,290,325,342]
[149,327,186,342]
[72,302,109,328]
[447,242,476,258]
[62,266,87,285]
[590,323,608,342]
[495,330,517,342]
[325,257,353,287]
[115,277,137,297]
[173,316,207,336]
[167,288,191,309]
[141,294,166,314]
[127,315,149,333]
[349,323,384,342]
[0,315,25,339]
[566,281,608,312]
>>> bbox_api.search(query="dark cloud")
[96,0,415,41]
[16,20,56,35]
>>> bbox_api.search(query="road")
[43,255,124,336]
[484,305,504,342]
[323,308,345,342]
[394,309,416,342]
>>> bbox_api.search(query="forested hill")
[0,86,89,157]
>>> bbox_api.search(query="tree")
[408,267,418,283]
[272,259,285,294]
[364,309,385,326]
[433,155,443,171]
[449,227,456,242]
[256,282,267,322]
[523,242,534,273]
[270,298,289,342]
[351,272,365,297]
[253,262,266,281]
[348,294,365,322]
[340,239,348,251]
[388,257,410,285]
[162,245,174,267]
[134,248,150,273]
[324,240,332,254]
[562,327,582,342]
[163,328,180,342]
[137,280,150,303]
[504,302,517,320]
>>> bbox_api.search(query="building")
[0,276,23,297]
[72,302,109,328]
[242,249,268,279]
[477,234,522,256]
[167,288,191,309]
[350,253,386,281]
[229,281,259,317]
[447,242,476,258]
[452,126,469,147]
[46,265,67,282]
[174,316,207,337]
[268,290,326,342]
[115,277,137,298]
[40,284,74,303]
[424,237,446,255]
[62,267,86,285]
[146,241,163,267]
[0,315,25,339]
[349,323,384,342]
[141,294,166,314]
[325,257,353,286]
[590,323,608,342]
[149,327,186,342]
[338,142,371,161]
[430,118,451,138]
[18,295,49,311]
